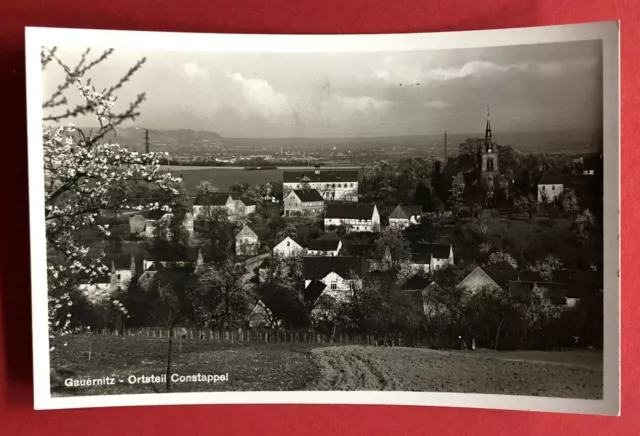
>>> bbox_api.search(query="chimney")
[315,165,320,175]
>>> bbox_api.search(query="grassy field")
[50,335,602,399]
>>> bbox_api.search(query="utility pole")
[444,130,448,160]
[144,129,150,154]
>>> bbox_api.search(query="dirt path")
[308,346,603,399]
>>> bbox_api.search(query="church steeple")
[484,106,493,152]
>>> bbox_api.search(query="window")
[117,274,121,280]
[286,241,290,247]
[552,186,555,190]
[331,282,337,290]
[350,183,353,187]
[338,184,342,188]
[542,186,546,190]
[486,157,494,172]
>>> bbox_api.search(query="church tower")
[480,107,498,193]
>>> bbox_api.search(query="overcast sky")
[43,40,602,138]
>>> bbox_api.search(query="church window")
[487,157,494,172]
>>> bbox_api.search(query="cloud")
[372,57,599,84]
[337,95,393,112]
[423,100,450,109]
[182,62,209,81]
[228,73,289,118]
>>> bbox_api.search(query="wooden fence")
[93,327,433,348]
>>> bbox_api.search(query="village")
[71,115,604,350]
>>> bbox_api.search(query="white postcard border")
[25,21,620,415]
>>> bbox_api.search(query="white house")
[192,193,256,219]
[388,204,422,230]
[284,189,324,217]
[409,243,454,273]
[324,203,380,233]
[536,168,564,203]
[303,256,365,301]
[235,225,260,257]
[273,236,305,257]
[78,276,112,303]
[283,166,358,202]
[307,237,342,257]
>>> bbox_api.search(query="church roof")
[537,168,564,185]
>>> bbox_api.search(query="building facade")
[479,112,499,197]
[235,225,259,257]
[284,189,325,217]
[537,168,564,203]
[324,203,380,232]
[273,237,305,257]
[388,204,422,230]
[283,166,358,202]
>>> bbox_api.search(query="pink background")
[0,0,635,433]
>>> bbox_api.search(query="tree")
[488,251,518,269]
[529,255,563,281]
[42,47,181,342]
[559,188,580,217]
[574,209,595,243]
[194,260,252,330]
[414,180,432,210]
[375,227,411,269]
[512,194,537,221]
[196,180,219,196]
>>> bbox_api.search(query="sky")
[42,40,603,138]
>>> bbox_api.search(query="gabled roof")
[140,210,167,220]
[411,243,451,259]
[411,252,433,264]
[341,243,378,257]
[481,262,519,290]
[537,168,564,185]
[308,238,340,251]
[283,170,358,184]
[389,204,409,220]
[292,189,324,202]
[275,236,304,249]
[325,203,376,220]
[517,270,544,282]
[236,197,256,206]
[401,274,433,291]
[236,225,258,240]
[303,256,365,280]
[404,205,422,217]
[193,193,232,206]
[304,279,327,303]
[104,254,133,270]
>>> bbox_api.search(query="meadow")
[50,335,602,398]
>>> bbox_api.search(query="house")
[273,236,305,257]
[140,247,205,286]
[401,275,443,316]
[324,203,380,232]
[235,225,260,257]
[458,262,518,292]
[283,166,358,201]
[551,269,603,307]
[192,193,256,219]
[340,242,391,272]
[508,280,568,306]
[303,256,366,300]
[263,182,283,204]
[284,189,325,217]
[307,237,342,257]
[104,254,136,291]
[536,168,564,203]
[78,275,112,303]
[388,204,422,229]
[131,210,194,239]
[409,243,454,273]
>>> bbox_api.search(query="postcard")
[26,21,620,414]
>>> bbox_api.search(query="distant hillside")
[94,127,228,153]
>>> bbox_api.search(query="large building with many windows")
[283,166,358,202]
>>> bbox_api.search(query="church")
[478,109,499,203]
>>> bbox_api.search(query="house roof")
[411,252,433,264]
[517,270,544,282]
[551,269,603,298]
[304,279,327,303]
[537,168,564,185]
[325,203,376,220]
[341,243,378,257]
[303,256,365,280]
[308,238,340,251]
[509,280,567,305]
[401,274,433,291]
[389,204,409,220]
[236,197,256,206]
[411,243,451,259]
[481,262,519,289]
[104,254,132,270]
[283,170,358,184]
[276,236,304,249]
[404,205,422,216]
[292,189,324,202]
[94,275,112,284]
[236,226,258,240]
[193,193,231,206]
[140,210,167,220]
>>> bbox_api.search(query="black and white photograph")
[26,22,620,413]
